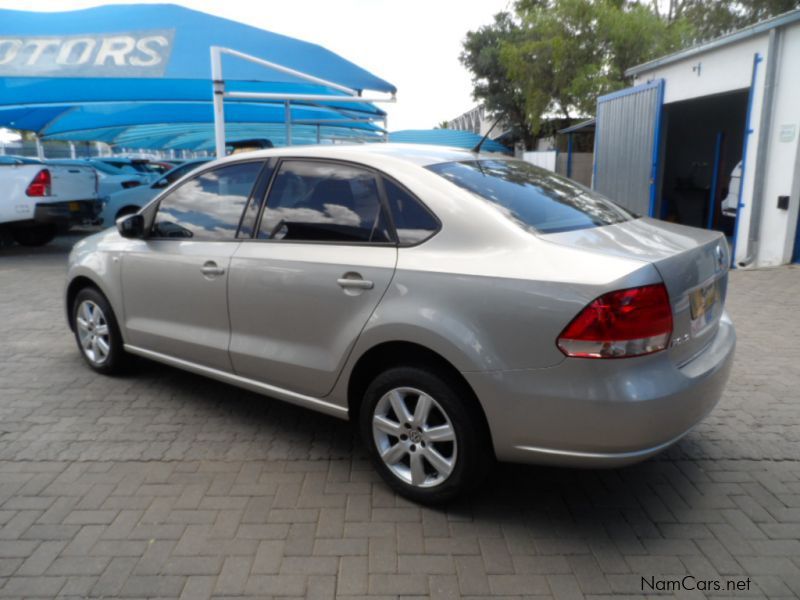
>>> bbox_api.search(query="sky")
[0,0,512,131]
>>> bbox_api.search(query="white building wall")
[632,22,800,267]
[631,36,768,102]
[756,23,800,265]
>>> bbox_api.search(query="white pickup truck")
[1,156,100,246]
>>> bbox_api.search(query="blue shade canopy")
[0,4,394,147]
[389,129,511,154]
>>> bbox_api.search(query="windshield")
[427,159,634,234]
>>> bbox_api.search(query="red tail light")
[26,169,51,197]
[121,180,141,189]
[557,284,673,358]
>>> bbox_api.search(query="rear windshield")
[427,159,634,234]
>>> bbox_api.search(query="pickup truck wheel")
[11,225,58,246]
[11,224,57,246]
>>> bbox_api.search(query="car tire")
[72,287,127,375]
[359,365,491,504]
[11,224,57,246]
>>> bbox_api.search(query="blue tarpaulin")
[389,129,511,154]
[0,4,394,148]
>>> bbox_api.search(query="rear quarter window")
[427,159,634,234]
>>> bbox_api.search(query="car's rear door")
[120,160,267,371]
[228,159,397,397]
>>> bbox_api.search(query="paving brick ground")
[0,233,799,599]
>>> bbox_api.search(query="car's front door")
[228,159,398,397]
[120,160,266,371]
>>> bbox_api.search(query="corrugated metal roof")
[558,119,595,134]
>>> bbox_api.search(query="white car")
[92,158,161,183]
[100,159,210,226]
[0,155,99,246]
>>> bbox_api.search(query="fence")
[555,152,594,188]
[0,141,103,159]
[522,150,557,171]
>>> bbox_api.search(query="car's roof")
[218,143,506,167]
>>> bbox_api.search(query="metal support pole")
[211,47,226,158]
[707,132,724,230]
[285,100,292,146]
[69,142,76,159]
[35,136,44,159]
[742,28,779,266]
[566,134,573,178]
[0,140,5,155]
[384,115,389,142]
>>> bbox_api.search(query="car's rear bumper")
[464,312,736,467]
[34,200,100,229]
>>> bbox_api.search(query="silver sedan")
[65,144,735,503]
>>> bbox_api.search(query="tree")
[435,120,450,129]
[462,0,799,149]
[652,0,800,41]
[459,12,536,149]
[499,0,688,136]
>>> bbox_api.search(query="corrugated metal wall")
[593,80,664,216]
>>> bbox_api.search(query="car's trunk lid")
[543,217,730,365]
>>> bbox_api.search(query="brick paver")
[1,233,799,599]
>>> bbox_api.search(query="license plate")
[689,279,720,332]
[68,202,81,212]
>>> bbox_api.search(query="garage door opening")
[656,89,749,237]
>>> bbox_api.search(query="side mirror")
[116,213,145,238]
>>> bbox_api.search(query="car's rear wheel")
[359,366,490,504]
[72,287,127,374]
[11,224,57,246]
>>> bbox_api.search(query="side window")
[151,162,263,241]
[258,160,392,243]
[382,178,439,244]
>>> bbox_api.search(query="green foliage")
[461,0,799,148]
[460,12,536,148]
[676,0,800,41]
[499,0,689,134]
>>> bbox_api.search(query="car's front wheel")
[359,366,490,504]
[72,287,127,374]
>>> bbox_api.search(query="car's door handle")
[337,276,374,290]
[201,261,225,276]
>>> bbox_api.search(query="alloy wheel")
[75,300,111,365]
[372,387,457,488]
